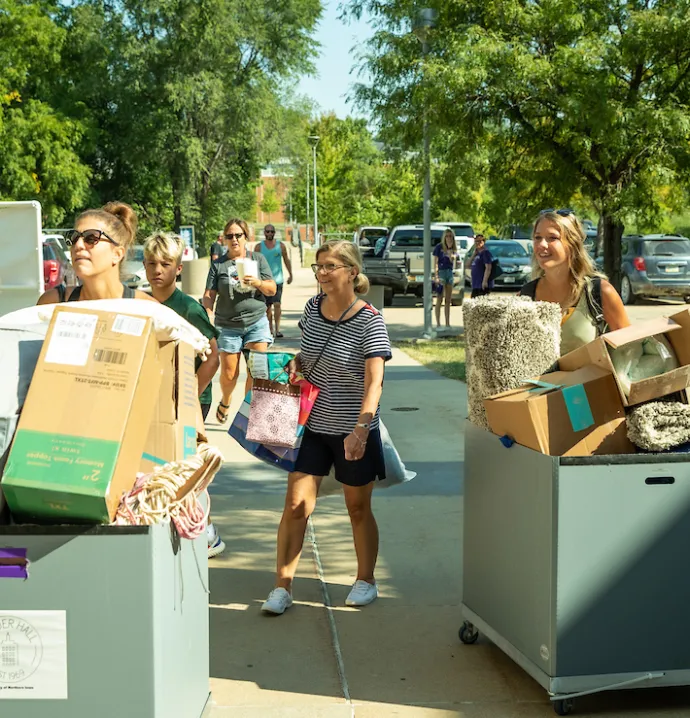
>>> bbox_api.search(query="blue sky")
[296,2,374,119]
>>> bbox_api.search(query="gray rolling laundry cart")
[460,421,690,716]
[0,521,211,718]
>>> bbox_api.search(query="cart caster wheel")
[553,698,574,715]
[458,621,479,644]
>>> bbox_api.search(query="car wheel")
[620,275,636,305]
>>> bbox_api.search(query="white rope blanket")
[627,402,690,452]
[114,443,224,538]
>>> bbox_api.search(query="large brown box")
[2,307,162,522]
[559,310,690,406]
[484,365,634,457]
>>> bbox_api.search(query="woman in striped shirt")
[262,241,392,615]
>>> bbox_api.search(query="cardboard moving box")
[559,310,690,406]
[484,365,634,457]
[2,307,162,523]
[141,340,199,472]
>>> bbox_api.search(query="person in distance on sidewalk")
[257,224,293,339]
[469,233,493,299]
[142,232,226,558]
[262,240,391,616]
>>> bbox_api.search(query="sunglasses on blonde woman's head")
[540,208,575,217]
[64,229,118,247]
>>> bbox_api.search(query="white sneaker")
[345,580,378,607]
[207,523,226,559]
[261,588,293,615]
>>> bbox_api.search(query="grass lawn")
[395,338,466,381]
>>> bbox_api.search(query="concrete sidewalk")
[203,266,688,717]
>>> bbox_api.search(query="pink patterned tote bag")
[246,378,301,448]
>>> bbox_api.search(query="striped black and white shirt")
[299,294,392,435]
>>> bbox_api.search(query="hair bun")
[102,201,138,240]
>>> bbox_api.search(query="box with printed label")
[1,306,162,523]
[559,310,690,406]
[484,365,634,456]
[141,340,199,472]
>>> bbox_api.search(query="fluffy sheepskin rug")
[627,401,690,451]
[464,296,561,428]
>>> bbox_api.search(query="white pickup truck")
[383,224,465,304]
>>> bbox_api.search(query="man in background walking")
[257,224,293,338]
[210,232,227,262]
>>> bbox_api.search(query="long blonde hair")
[531,211,604,304]
[316,240,370,295]
[441,228,456,256]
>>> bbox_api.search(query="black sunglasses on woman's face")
[225,232,245,240]
[65,229,118,247]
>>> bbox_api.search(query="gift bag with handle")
[245,378,301,448]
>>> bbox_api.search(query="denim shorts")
[438,268,454,286]
[217,315,274,354]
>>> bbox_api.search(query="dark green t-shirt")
[161,288,220,405]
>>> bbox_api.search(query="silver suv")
[620,234,690,305]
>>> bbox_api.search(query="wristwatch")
[355,422,370,431]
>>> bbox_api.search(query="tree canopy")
[1,0,321,243]
[346,0,690,286]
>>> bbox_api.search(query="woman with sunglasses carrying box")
[519,209,629,354]
[202,218,276,424]
[37,202,154,304]
[261,241,391,616]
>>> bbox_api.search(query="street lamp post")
[306,161,310,244]
[414,8,437,339]
[308,135,320,247]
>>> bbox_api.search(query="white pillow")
[0,299,211,358]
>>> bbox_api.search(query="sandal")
[216,402,230,424]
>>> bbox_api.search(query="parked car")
[618,234,690,305]
[442,222,475,259]
[383,224,464,305]
[121,245,150,291]
[42,239,74,290]
[464,240,532,289]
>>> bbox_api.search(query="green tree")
[260,184,281,216]
[289,113,423,230]
[347,0,690,288]
[0,0,90,225]
[47,0,320,244]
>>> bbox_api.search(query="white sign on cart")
[0,610,68,700]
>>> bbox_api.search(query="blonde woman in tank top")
[519,210,629,354]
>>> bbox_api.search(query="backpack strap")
[584,277,608,335]
[519,278,539,300]
[56,283,66,302]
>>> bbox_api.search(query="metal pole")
[313,144,319,248]
[306,162,310,244]
[422,38,433,339]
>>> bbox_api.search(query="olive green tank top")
[560,292,597,355]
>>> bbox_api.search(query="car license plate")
[665,266,681,273]
[503,276,516,283]
[415,275,424,282]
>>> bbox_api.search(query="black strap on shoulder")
[57,284,66,302]
[67,285,82,301]
[584,277,607,335]
[519,278,539,300]
[305,295,358,381]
